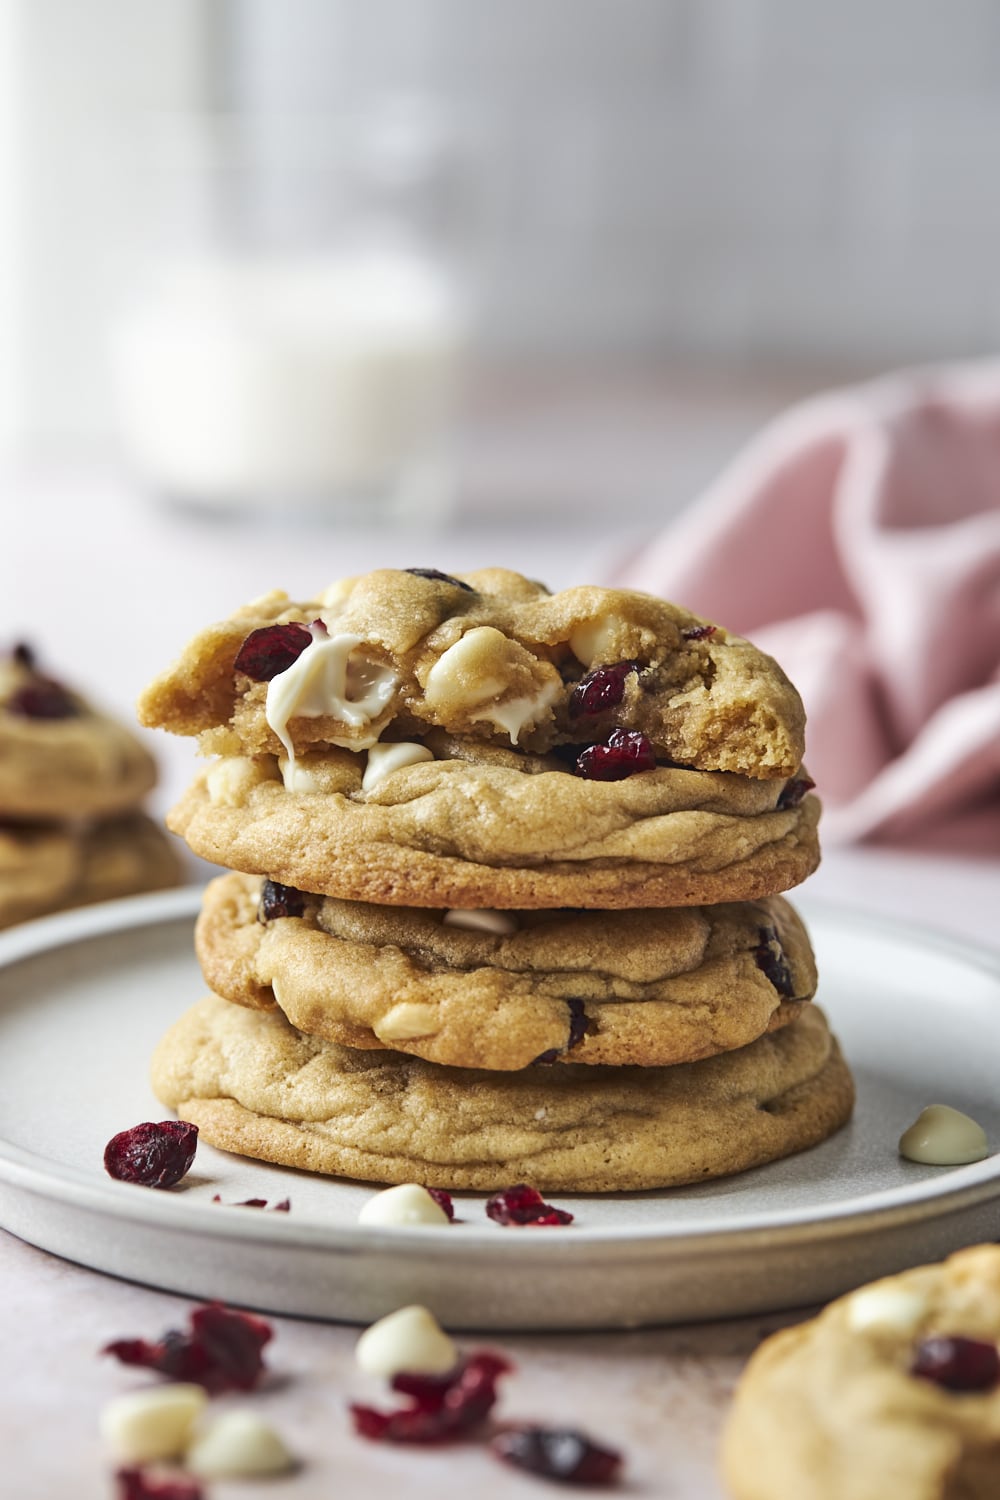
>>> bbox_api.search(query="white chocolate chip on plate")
[355,1305,458,1379]
[358,1183,450,1228]
[99,1383,207,1463]
[186,1411,296,1479]
[898,1104,989,1166]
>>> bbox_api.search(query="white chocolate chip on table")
[99,1384,207,1463]
[898,1104,989,1165]
[186,1410,296,1479]
[355,1306,458,1380]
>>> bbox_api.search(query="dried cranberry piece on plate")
[104,1122,198,1189]
[486,1185,574,1227]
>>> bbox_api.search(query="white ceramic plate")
[1,888,999,1331]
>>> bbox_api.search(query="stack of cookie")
[142,568,853,1192]
[0,643,180,928]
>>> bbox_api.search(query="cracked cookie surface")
[1,646,157,820]
[169,751,820,909]
[197,872,816,1070]
[722,1245,1000,1500]
[138,568,806,779]
[153,997,853,1191]
[0,812,181,928]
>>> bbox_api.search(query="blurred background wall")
[3,0,1000,452]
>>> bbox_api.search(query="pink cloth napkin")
[612,364,1000,845]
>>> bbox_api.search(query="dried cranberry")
[681,624,716,642]
[115,1469,203,1500]
[233,623,312,681]
[486,1185,574,1227]
[568,661,639,719]
[258,879,306,922]
[753,927,795,998]
[492,1427,623,1486]
[777,775,816,810]
[427,1188,455,1221]
[6,677,79,719]
[350,1350,511,1444]
[105,1302,273,1393]
[11,642,35,669]
[404,568,474,592]
[912,1336,1000,1392]
[575,729,656,782]
[535,999,590,1065]
[211,1196,290,1211]
[104,1121,198,1189]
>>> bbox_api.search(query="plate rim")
[2,886,1000,1260]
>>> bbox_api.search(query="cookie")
[138,568,806,779]
[169,750,819,909]
[197,872,817,1070]
[1,644,157,820]
[721,1245,1000,1500]
[0,812,181,928]
[151,997,853,1192]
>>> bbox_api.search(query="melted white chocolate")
[362,741,434,792]
[265,631,396,763]
[471,678,562,745]
[898,1104,989,1166]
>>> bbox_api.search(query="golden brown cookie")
[169,751,820,909]
[0,812,181,929]
[0,643,157,820]
[197,872,817,1070]
[151,997,853,1192]
[721,1245,1000,1500]
[138,568,806,779]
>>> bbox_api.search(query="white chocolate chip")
[186,1411,295,1479]
[424,628,510,707]
[375,1002,439,1041]
[443,909,519,936]
[99,1384,207,1463]
[898,1104,989,1166]
[206,756,275,806]
[362,741,434,792]
[846,1285,928,1336]
[355,1305,457,1379]
[569,615,627,667]
[358,1183,451,1228]
[265,631,396,763]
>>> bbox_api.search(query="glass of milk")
[111,109,467,521]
